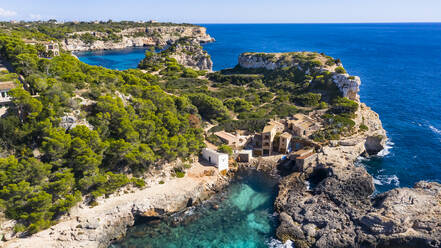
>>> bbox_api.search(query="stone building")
[289,148,317,172]
[287,113,321,138]
[236,150,253,163]
[260,120,285,156]
[44,42,60,57]
[279,132,292,154]
[202,148,229,172]
[214,131,249,148]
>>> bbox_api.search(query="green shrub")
[294,93,322,107]
[335,66,346,74]
[217,144,233,155]
[359,124,369,131]
[175,171,185,178]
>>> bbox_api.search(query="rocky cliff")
[168,39,213,71]
[273,89,441,248]
[63,25,214,52]
[238,52,360,101]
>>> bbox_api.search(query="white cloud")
[0,8,17,18]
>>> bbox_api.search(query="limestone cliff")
[63,25,214,52]
[168,39,213,71]
[238,52,360,101]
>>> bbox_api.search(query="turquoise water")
[109,170,279,248]
[75,47,150,70]
[77,23,441,193]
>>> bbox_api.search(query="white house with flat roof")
[202,148,229,172]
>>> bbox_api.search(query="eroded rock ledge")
[63,25,214,52]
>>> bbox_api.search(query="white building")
[202,148,229,171]
[0,82,15,107]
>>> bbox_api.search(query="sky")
[1,0,441,23]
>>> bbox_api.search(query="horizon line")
[194,21,441,24]
[2,19,441,25]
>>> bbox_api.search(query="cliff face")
[169,39,213,71]
[63,26,214,52]
[238,52,360,101]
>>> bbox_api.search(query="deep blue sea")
[78,23,441,247]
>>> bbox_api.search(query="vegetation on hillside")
[0,32,204,233]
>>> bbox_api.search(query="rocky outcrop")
[274,101,441,247]
[238,52,361,101]
[276,173,441,248]
[63,25,214,52]
[331,73,361,101]
[169,39,213,71]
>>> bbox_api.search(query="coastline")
[1,23,440,247]
[2,160,230,248]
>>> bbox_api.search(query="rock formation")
[331,73,361,101]
[168,39,213,71]
[238,52,361,101]
[63,25,214,52]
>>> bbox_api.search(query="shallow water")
[109,170,280,248]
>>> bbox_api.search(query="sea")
[77,23,441,247]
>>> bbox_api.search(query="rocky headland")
[237,52,441,248]
[167,38,213,71]
[63,25,214,52]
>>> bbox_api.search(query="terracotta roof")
[0,81,15,91]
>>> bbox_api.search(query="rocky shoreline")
[2,161,231,248]
[273,106,441,248]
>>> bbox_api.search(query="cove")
[109,170,281,248]
[75,47,151,70]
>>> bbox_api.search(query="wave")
[374,174,400,187]
[267,238,294,248]
[429,125,441,135]
[376,140,394,157]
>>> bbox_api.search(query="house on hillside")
[287,113,321,138]
[289,148,317,172]
[24,40,60,57]
[44,42,60,57]
[279,132,292,154]
[202,148,229,172]
[214,131,249,148]
[0,81,15,107]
